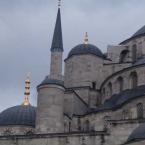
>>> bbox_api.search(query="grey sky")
[0,0,145,112]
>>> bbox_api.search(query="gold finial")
[84,32,89,44]
[22,73,31,106]
[58,0,61,8]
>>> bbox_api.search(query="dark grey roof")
[92,85,145,113]
[37,76,64,88]
[0,105,36,127]
[126,123,145,144]
[67,44,104,59]
[51,8,63,52]
[133,57,145,66]
[132,25,145,38]
[120,25,145,44]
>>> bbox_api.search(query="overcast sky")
[0,0,145,112]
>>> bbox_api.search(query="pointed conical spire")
[51,0,63,52]
[22,73,31,106]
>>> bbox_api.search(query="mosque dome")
[132,25,145,38]
[0,105,36,127]
[127,123,145,143]
[67,43,104,59]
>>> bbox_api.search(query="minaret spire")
[22,73,31,106]
[51,0,63,52]
[50,0,63,79]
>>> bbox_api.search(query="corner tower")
[36,0,65,133]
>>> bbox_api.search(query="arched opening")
[117,76,124,93]
[102,87,106,98]
[84,120,90,131]
[137,103,143,119]
[132,44,137,62]
[78,118,81,131]
[69,122,71,132]
[108,82,112,97]
[92,82,96,89]
[119,50,129,63]
[130,72,138,89]
[103,116,111,131]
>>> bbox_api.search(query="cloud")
[0,0,145,111]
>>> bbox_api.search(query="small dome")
[67,44,104,59]
[132,25,145,38]
[0,105,36,127]
[127,123,145,143]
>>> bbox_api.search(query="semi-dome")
[0,105,36,127]
[67,44,104,59]
[127,123,145,144]
[132,25,145,38]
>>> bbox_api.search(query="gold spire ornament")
[84,32,89,44]
[58,0,61,8]
[22,73,31,106]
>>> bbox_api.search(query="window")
[92,82,96,89]
[84,120,90,131]
[130,72,138,89]
[69,122,71,132]
[117,77,124,93]
[78,118,81,131]
[132,44,137,62]
[119,50,129,63]
[102,88,106,97]
[108,82,112,97]
[103,116,111,130]
[137,103,143,119]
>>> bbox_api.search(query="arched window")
[137,103,143,119]
[130,72,138,89]
[103,116,111,131]
[69,122,71,132]
[84,120,90,131]
[119,50,129,63]
[78,118,81,131]
[117,77,124,93]
[92,82,96,89]
[102,88,106,97]
[122,110,128,120]
[132,44,137,62]
[108,82,112,97]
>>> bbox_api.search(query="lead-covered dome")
[0,105,36,127]
[132,25,145,38]
[67,44,104,59]
[127,123,145,144]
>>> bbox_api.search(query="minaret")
[36,0,65,133]
[22,74,30,106]
[50,0,63,80]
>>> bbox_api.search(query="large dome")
[0,105,36,127]
[127,123,145,144]
[132,25,145,38]
[67,44,104,59]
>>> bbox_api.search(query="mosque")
[0,1,145,145]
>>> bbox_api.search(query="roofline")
[120,33,145,45]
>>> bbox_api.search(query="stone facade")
[1,5,145,145]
